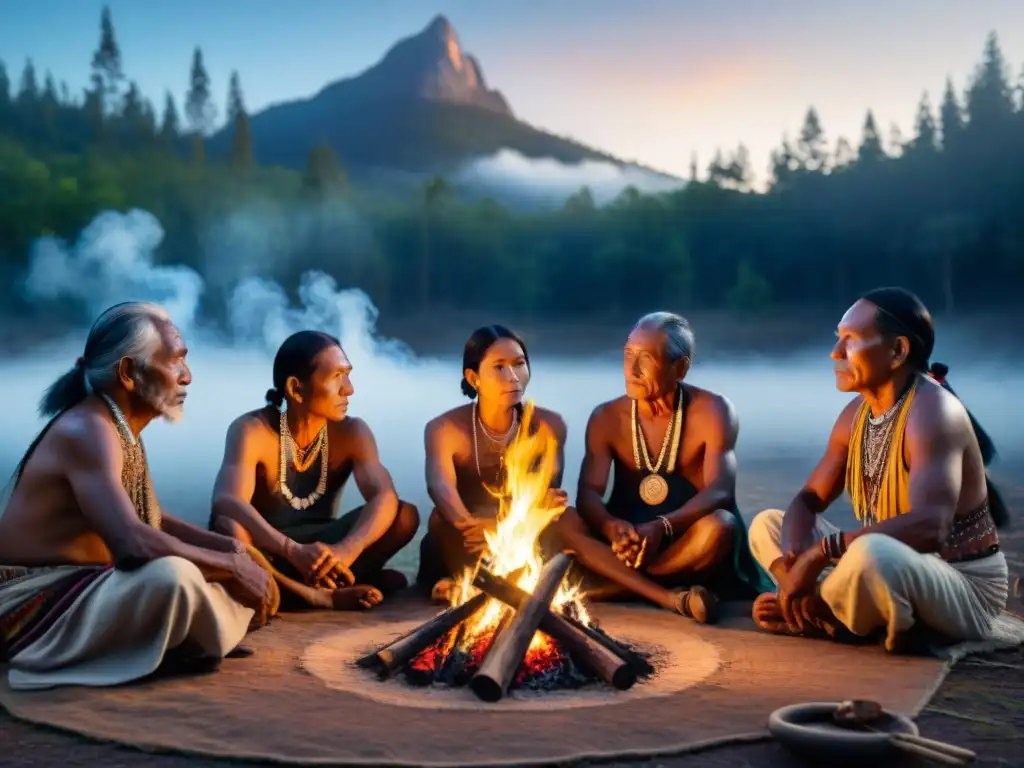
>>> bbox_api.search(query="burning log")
[356,592,489,678]
[470,553,573,702]
[474,568,636,690]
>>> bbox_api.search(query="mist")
[453,148,685,207]
[2,206,1020,574]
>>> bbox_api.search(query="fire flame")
[450,401,590,653]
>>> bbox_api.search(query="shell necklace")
[631,385,684,506]
[278,409,329,510]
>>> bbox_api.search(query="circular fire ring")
[303,605,722,711]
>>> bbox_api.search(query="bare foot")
[752,593,793,634]
[369,568,409,595]
[751,592,831,637]
[332,585,383,611]
[430,578,455,604]
[671,586,719,624]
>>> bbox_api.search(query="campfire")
[357,403,654,702]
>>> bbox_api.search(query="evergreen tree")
[303,143,346,192]
[185,47,215,165]
[887,122,905,157]
[688,152,698,182]
[964,31,1014,133]
[796,106,828,172]
[833,137,856,168]
[0,60,11,117]
[227,71,253,169]
[911,92,937,152]
[939,77,964,152]
[724,144,754,190]
[706,149,730,186]
[160,91,180,141]
[185,47,215,133]
[768,136,798,188]
[858,110,885,163]
[18,59,39,105]
[90,5,124,111]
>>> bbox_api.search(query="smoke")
[453,148,685,207]
[20,207,414,367]
[24,210,205,329]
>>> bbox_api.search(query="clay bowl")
[769,701,919,764]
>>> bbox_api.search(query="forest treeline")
[2,8,1023,319]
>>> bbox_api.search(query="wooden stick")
[470,553,573,702]
[476,568,654,676]
[889,737,973,765]
[355,592,488,678]
[890,733,976,763]
[473,569,635,690]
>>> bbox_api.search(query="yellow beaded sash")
[845,383,917,523]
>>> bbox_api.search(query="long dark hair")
[266,330,342,409]
[928,362,1008,528]
[460,325,530,399]
[10,302,170,490]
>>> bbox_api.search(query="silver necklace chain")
[861,382,914,520]
[472,402,518,481]
[278,409,329,510]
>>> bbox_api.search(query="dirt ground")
[3,473,1023,767]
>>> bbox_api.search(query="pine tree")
[858,110,885,163]
[159,91,180,142]
[939,77,964,152]
[18,59,39,104]
[0,60,10,115]
[887,122,905,157]
[796,107,828,172]
[688,152,698,182]
[185,48,215,165]
[769,136,797,188]
[90,5,124,111]
[724,144,754,190]
[911,92,937,152]
[185,47,214,133]
[706,149,730,186]
[303,143,345,192]
[227,71,253,169]
[833,137,856,168]
[964,31,1014,133]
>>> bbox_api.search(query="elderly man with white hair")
[546,312,772,624]
[0,302,272,691]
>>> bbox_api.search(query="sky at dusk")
[3,0,1024,180]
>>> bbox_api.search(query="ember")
[405,628,594,692]
[357,402,654,701]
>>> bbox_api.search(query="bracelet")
[818,532,847,561]
[656,515,674,541]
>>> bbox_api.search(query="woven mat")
[0,597,957,767]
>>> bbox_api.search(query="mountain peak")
[425,14,456,39]
[367,15,511,116]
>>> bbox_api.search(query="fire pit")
[355,403,655,702]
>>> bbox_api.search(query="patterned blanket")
[0,565,111,662]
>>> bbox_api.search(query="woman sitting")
[416,325,568,601]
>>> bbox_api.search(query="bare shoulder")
[425,404,472,442]
[49,403,120,459]
[25,403,122,484]
[227,409,274,441]
[685,385,736,427]
[907,376,970,441]
[333,415,374,443]
[533,405,567,440]
[588,396,627,427]
[831,396,864,444]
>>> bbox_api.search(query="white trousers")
[2,556,254,691]
[748,508,1008,650]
